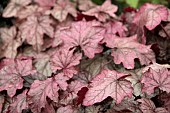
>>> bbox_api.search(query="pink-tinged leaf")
[103,35,155,69]
[57,105,79,113]
[83,69,133,106]
[138,98,168,113]
[142,63,170,73]
[27,78,59,113]
[141,67,170,95]
[0,57,35,97]
[133,3,168,30]
[0,26,17,49]
[17,5,39,19]
[3,39,22,58]
[52,30,63,47]
[50,48,82,78]
[69,80,88,94]
[0,94,5,113]
[19,15,54,51]
[59,91,77,105]
[83,0,118,22]
[9,90,28,113]
[50,0,77,22]
[104,21,128,37]
[77,0,97,11]
[159,23,170,38]
[60,20,105,58]
[2,0,31,18]
[54,73,69,90]
[52,16,73,47]
[0,26,22,58]
[35,0,55,8]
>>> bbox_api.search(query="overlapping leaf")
[0,26,22,58]
[2,0,31,18]
[9,90,28,113]
[83,0,118,22]
[50,48,82,78]
[103,35,155,69]
[27,77,59,113]
[60,20,105,58]
[19,15,54,51]
[142,66,170,95]
[83,69,133,106]
[35,0,55,8]
[138,98,168,113]
[50,0,77,22]
[34,53,52,77]
[0,57,35,97]
[104,21,127,37]
[133,3,168,30]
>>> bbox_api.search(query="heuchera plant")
[0,0,170,113]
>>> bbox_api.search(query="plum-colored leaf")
[0,57,35,97]
[0,26,22,58]
[83,69,133,106]
[35,0,56,8]
[60,20,105,58]
[2,0,31,18]
[50,0,77,22]
[19,15,54,51]
[103,35,155,69]
[83,0,118,22]
[133,3,168,30]
[159,23,170,38]
[138,98,168,113]
[159,92,170,112]
[141,67,170,95]
[104,21,128,37]
[27,78,59,113]
[9,90,28,113]
[50,48,82,78]
[0,94,4,113]
[42,103,55,113]
[34,53,52,77]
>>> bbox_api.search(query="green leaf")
[126,0,139,8]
